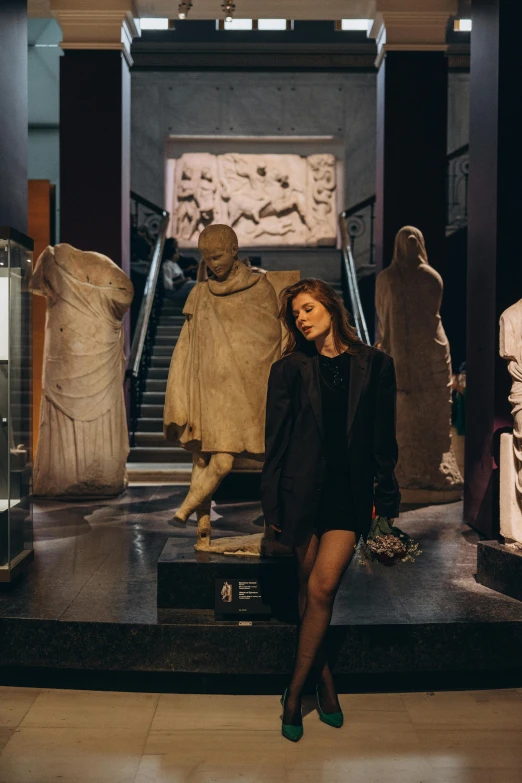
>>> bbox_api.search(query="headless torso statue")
[33,243,133,497]
[163,225,281,549]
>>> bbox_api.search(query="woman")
[261,278,400,742]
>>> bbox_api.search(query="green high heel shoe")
[280,688,303,742]
[316,685,344,728]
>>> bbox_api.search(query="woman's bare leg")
[283,530,358,725]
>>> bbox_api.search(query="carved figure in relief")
[375,226,463,497]
[500,300,522,499]
[32,244,133,497]
[220,154,271,226]
[177,165,199,240]
[163,224,281,549]
[264,170,310,227]
[309,154,336,218]
[196,167,217,228]
[170,152,337,247]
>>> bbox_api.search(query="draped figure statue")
[33,243,133,497]
[164,224,282,550]
[375,226,463,498]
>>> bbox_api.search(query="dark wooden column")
[375,51,448,274]
[465,0,522,537]
[0,0,28,233]
[60,50,130,277]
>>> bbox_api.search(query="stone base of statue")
[157,535,297,621]
[194,525,292,556]
[476,540,522,602]
[499,432,522,543]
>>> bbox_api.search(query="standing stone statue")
[164,225,281,549]
[499,300,522,543]
[33,243,133,497]
[375,226,463,500]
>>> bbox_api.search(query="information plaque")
[215,578,270,619]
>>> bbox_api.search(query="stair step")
[158,315,185,325]
[126,462,192,484]
[148,367,169,380]
[160,306,184,316]
[135,431,174,446]
[141,404,164,417]
[156,325,182,335]
[152,346,173,356]
[150,356,171,368]
[137,417,164,432]
[145,379,168,392]
[128,446,192,463]
[155,335,180,346]
[142,392,165,406]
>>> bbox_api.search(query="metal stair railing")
[338,213,371,346]
[127,194,169,446]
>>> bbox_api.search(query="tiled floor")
[0,685,521,782]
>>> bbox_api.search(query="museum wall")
[132,69,470,276]
[131,70,377,277]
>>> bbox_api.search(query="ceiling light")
[178,1,193,20]
[222,2,235,22]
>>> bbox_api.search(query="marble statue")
[164,225,283,550]
[167,152,337,248]
[499,300,522,543]
[375,226,463,501]
[33,243,133,497]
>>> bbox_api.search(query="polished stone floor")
[0,684,522,782]
[1,487,522,627]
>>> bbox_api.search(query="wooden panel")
[28,180,53,459]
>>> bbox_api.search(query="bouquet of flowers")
[359,513,422,566]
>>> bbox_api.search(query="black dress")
[315,351,360,536]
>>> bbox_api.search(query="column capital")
[50,0,139,65]
[372,0,459,66]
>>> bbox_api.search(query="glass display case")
[0,227,34,582]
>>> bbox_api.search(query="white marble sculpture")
[167,152,337,248]
[375,226,463,501]
[499,301,522,543]
[33,243,133,497]
[163,224,284,552]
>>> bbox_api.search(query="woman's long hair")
[279,278,362,357]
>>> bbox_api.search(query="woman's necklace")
[318,353,347,392]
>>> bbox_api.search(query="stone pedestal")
[157,538,297,621]
[499,432,522,543]
[476,540,522,602]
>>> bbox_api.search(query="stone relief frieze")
[168,152,337,247]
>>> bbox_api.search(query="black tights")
[283,529,358,726]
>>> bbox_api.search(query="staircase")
[127,299,193,484]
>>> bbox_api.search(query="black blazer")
[260,344,401,548]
